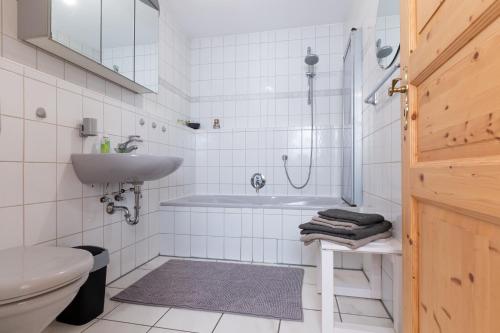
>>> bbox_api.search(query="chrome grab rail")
[364,63,400,105]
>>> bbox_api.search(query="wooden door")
[400,0,500,332]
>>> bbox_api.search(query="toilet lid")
[0,247,93,303]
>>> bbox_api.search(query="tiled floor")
[43,256,393,333]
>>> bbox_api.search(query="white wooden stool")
[317,239,402,333]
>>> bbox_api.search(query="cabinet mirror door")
[102,0,135,80]
[135,0,159,93]
[51,0,101,62]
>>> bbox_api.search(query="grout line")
[277,319,282,333]
[150,307,171,329]
[210,313,224,333]
[335,296,343,322]
[378,299,394,321]
[340,312,393,321]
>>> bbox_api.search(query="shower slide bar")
[364,63,400,105]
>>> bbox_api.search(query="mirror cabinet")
[18,0,159,93]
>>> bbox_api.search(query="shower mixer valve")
[250,173,266,193]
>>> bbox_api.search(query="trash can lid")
[0,247,93,303]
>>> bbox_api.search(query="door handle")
[388,78,408,96]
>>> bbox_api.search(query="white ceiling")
[163,0,358,37]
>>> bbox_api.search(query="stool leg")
[316,242,322,293]
[369,254,382,299]
[321,249,334,333]
[392,255,403,333]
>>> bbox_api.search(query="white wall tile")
[224,237,241,260]
[241,237,253,262]
[207,212,224,236]
[24,202,57,245]
[0,162,23,207]
[174,234,190,256]
[0,206,23,250]
[207,236,224,259]
[57,199,83,238]
[57,89,83,127]
[23,162,56,204]
[56,163,82,200]
[83,197,103,231]
[0,68,23,118]
[57,126,82,163]
[263,239,277,263]
[0,116,23,161]
[282,240,302,265]
[24,120,57,162]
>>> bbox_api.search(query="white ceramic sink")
[71,154,183,185]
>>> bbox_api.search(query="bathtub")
[159,195,360,267]
[161,195,351,210]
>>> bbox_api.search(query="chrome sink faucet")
[115,135,143,153]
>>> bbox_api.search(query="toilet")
[0,246,93,333]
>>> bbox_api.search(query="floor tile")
[337,296,389,318]
[148,328,191,333]
[108,269,150,288]
[341,314,393,328]
[99,287,122,318]
[279,309,321,333]
[155,308,221,333]
[42,320,95,333]
[302,284,338,312]
[140,256,170,270]
[84,320,149,333]
[105,303,169,326]
[335,269,370,291]
[301,284,321,310]
[303,266,317,285]
[289,265,316,285]
[213,314,279,333]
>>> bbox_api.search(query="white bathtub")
[161,195,351,210]
[159,195,360,266]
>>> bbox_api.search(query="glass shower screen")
[341,29,363,206]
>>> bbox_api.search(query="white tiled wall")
[0,0,195,283]
[159,206,363,269]
[190,24,346,196]
[344,0,402,321]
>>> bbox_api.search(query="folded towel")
[310,219,360,230]
[311,216,365,230]
[301,231,392,249]
[300,220,392,240]
[318,209,385,226]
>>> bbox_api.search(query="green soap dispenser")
[100,135,110,154]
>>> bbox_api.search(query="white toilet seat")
[0,246,93,333]
[0,246,93,305]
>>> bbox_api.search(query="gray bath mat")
[112,259,304,321]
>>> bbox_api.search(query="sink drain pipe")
[105,185,142,225]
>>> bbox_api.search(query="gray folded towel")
[318,209,384,226]
[299,221,392,240]
[311,216,364,230]
[301,231,392,249]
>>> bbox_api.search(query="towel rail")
[364,63,400,105]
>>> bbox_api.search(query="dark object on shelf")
[56,246,109,326]
[187,122,200,130]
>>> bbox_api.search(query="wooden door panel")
[410,0,499,83]
[410,161,500,223]
[402,0,500,332]
[417,19,500,161]
[416,0,443,33]
[418,203,500,332]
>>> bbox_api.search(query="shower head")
[376,39,393,59]
[305,47,319,66]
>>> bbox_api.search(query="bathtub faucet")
[250,173,266,193]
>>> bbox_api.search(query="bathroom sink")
[71,154,183,185]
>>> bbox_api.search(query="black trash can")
[56,246,110,325]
